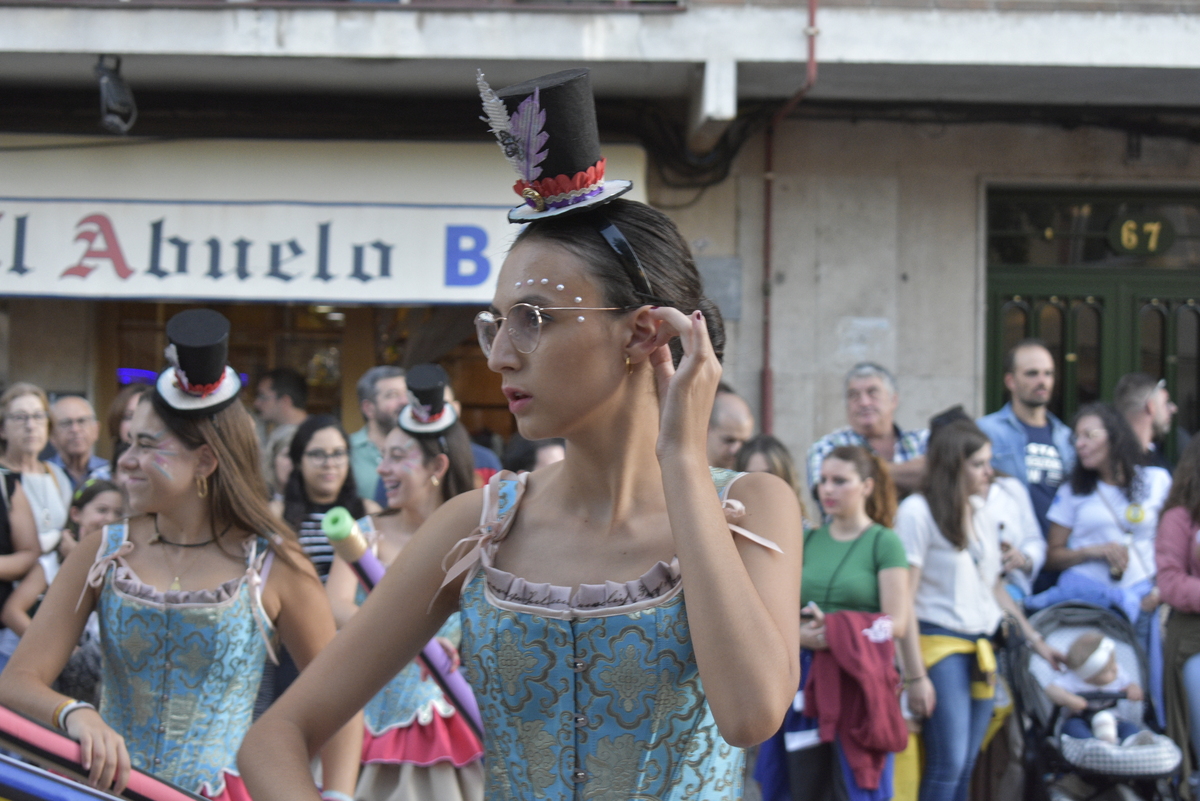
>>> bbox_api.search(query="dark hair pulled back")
[825,446,897,529]
[514,199,725,366]
[406,422,476,504]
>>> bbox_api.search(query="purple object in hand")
[322,508,483,740]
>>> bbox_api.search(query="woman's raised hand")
[645,307,721,462]
[66,707,131,793]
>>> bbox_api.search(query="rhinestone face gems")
[540,278,549,285]
[556,284,565,291]
[575,297,583,303]
[578,316,586,322]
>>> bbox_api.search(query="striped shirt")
[296,505,336,581]
[805,424,929,490]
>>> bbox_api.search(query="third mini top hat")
[155,309,242,418]
[398,364,459,436]
[478,68,632,222]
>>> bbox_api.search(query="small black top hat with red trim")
[398,364,458,435]
[155,309,242,418]
[478,68,632,223]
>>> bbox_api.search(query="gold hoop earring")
[625,354,633,375]
[431,475,440,487]
[196,476,209,499]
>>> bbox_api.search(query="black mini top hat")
[398,364,459,435]
[478,68,632,223]
[155,309,242,418]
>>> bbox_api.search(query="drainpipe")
[761,0,818,434]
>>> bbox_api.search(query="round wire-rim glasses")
[475,302,629,357]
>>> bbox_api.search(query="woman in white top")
[1043,402,1172,655]
[896,420,1061,801]
[0,383,72,550]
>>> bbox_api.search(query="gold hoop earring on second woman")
[625,354,633,375]
[196,476,208,498]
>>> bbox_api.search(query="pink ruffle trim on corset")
[362,708,483,768]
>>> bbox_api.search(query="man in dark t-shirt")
[977,340,1077,592]
[1017,418,1065,534]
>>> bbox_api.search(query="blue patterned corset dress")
[456,469,764,801]
[356,581,465,736]
[89,523,275,797]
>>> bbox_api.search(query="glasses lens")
[508,304,541,354]
[475,312,499,357]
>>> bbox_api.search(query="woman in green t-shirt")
[770,445,910,800]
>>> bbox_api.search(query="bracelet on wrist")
[54,700,95,731]
[903,675,926,685]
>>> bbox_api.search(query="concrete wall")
[654,118,1200,484]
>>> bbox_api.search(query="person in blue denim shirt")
[976,340,1075,543]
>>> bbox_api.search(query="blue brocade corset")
[92,523,274,796]
[355,581,463,735]
[456,469,752,801]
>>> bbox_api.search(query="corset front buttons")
[573,770,586,783]
[574,715,586,727]
[572,660,585,672]
[158,725,166,733]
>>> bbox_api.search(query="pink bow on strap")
[722,499,784,554]
[76,540,134,612]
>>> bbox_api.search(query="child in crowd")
[1046,632,1143,743]
[1,479,124,706]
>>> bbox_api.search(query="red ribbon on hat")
[513,158,606,205]
[174,368,226,398]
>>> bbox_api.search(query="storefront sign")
[0,198,517,303]
[0,138,646,305]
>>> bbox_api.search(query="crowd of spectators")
[0,337,1197,800]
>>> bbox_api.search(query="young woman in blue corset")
[241,65,803,801]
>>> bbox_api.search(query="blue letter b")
[445,226,489,286]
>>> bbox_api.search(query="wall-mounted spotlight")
[94,55,137,134]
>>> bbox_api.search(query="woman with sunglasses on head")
[326,365,483,801]
[895,420,1063,801]
[273,415,379,583]
[242,69,802,801]
[1035,402,1172,657]
[0,310,362,799]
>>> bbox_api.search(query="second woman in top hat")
[243,69,802,801]
[0,309,362,798]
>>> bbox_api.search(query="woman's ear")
[624,306,668,365]
[69,505,83,526]
[195,443,219,480]
[430,453,450,481]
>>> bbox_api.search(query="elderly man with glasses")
[47,395,109,489]
[1114,372,1178,471]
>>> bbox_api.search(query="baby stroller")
[1007,602,1182,801]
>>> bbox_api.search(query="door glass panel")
[1139,304,1166,379]
[1038,301,1065,418]
[1178,306,1199,436]
[1001,301,1029,357]
[1074,302,1102,406]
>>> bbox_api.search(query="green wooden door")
[987,190,1200,458]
